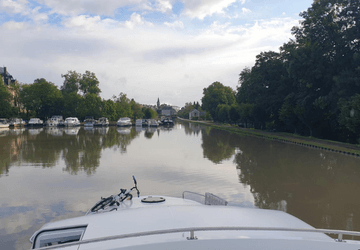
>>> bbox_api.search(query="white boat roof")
[31,196,360,249]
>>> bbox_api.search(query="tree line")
[201,0,360,144]
[0,70,157,121]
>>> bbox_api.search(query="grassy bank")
[179,118,360,157]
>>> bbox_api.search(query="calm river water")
[1,121,360,249]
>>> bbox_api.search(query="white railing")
[32,226,360,250]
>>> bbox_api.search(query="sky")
[0,0,314,107]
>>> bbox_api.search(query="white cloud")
[125,12,153,29]
[0,0,30,15]
[31,6,48,22]
[36,0,148,16]
[1,20,26,29]
[181,0,237,20]
[242,7,251,14]
[155,0,172,13]
[164,20,184,29]
[63,15,101,30]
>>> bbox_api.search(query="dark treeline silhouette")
[201,0,360,143]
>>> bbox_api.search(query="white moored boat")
[29,177,360,250]
[26,118,44,127]
[95,117,109,127]
[9,118,25,127]
[135,119,143,127]
[147,119,159,127]
[0,118,9,128]
[64,117,80,127]
[45,116,64,127]
[84,117,96,127]
[117,117,132,127]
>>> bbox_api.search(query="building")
[0,67,16,86]
[189,109,206,120]
[157,98,160,109]
[161,106,177,116]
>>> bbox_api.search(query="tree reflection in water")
[196,124,360,232]
[0,127,141,176]
[0,129,21,176]
[201,128,235,164]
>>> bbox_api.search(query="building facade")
[0,67,16,86]
[189,109,206,119]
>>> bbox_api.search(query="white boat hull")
[29,194,360,249]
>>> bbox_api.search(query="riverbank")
[178,118,360,157]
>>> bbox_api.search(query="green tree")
[338,94,360,143]
[216,104,231,122]
[201,82,235,121]
[61,70,101,97]
[238,103,254,128]
[61,70,81,94]
[114,92,133,119]
[102,99,117,121]
[130,99,143,120]
[178,102,195,119]
[237,51,290,129]
[82,93,102,119]
[79,71,101,96]
[62,92,83,118]
[229,104,240,123]
[0,78,13,118]
[144,108,157,119]
[20,78,63,119]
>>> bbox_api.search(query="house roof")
[162,106,175,110]
[0,67,11,76]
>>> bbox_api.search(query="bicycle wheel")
[120,193,133,202]
[90,196,113,212]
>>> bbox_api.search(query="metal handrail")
[32,226,360,250]
[182,191,205,199]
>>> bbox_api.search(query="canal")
[1,121,360,249]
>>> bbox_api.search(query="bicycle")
[89,176,140,213]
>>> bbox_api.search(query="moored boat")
[147,119,159,127]
[162,117,174,126]
[0,118,9,128]
[95,117,109,127]
[26,118,44,127]
[45,115,63,127]
[9,118,25,127]
[117,117,132,127]
[135,119,143,127]
[84,116,96,127]
[64,117,80,127]
[29,176,360,250]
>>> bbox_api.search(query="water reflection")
[201,128,236,164]
[46,127,63,136]
[0,128,26,176]
[233,137,360,231]
[0,127,141,176]
[194,123,360,232]
[64,127,80,135]
[117,127,131,135]
[28,128,43,136]
[144,127,156,139]
[1,122,360,250]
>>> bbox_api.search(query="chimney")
[4,67,7,76]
